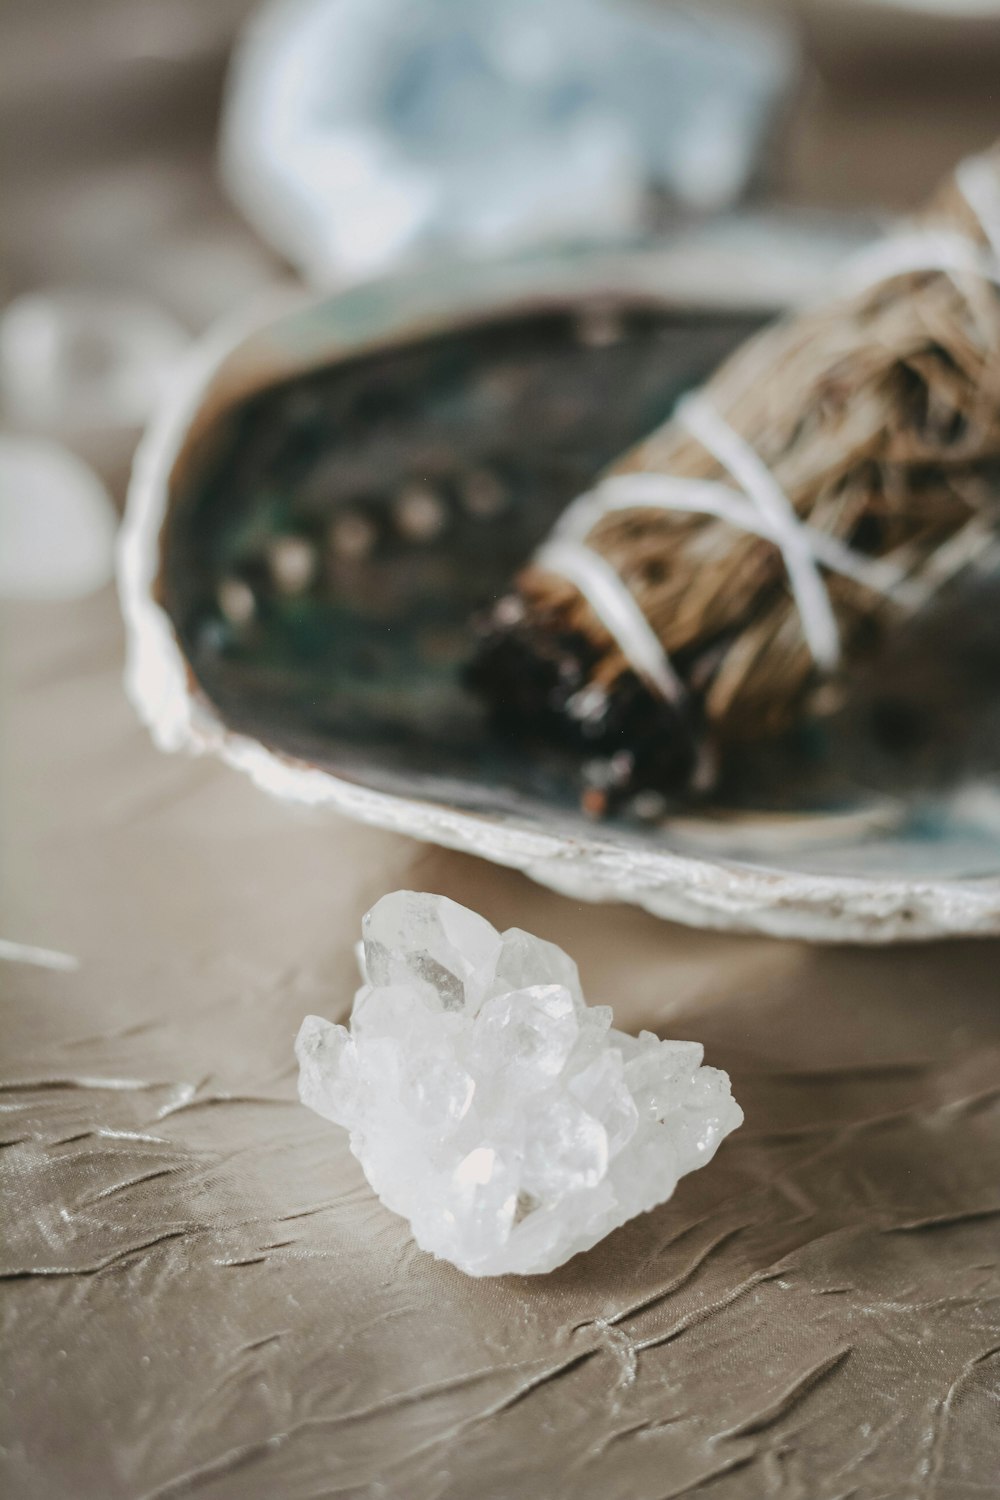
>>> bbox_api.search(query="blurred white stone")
[0,290,189,435]
[296,891,742,1276]
[0,436,116,599]
[267,534,317,594]
[223,0,794,286]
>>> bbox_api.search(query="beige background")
[5,590,1000,1498]
[3,4,1000,1496]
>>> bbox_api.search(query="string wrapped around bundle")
[468,143,1000,813]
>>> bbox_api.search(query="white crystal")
[296,892,742,1276]
[491,926,583,1000]
[470,985,580,1084]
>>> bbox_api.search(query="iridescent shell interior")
[151,261,1000,888]
[159,292,767,820]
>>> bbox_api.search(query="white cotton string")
[533,539,686,704]
[534,151,1000,703]
[841,152,1000,296]
[540,402,905,697]
[839,229,1000,298]
[956,153,1000,262]
[556,473,921,607]
[547,399,912,694]
[674,393,842,669]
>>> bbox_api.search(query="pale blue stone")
[224,0,795,283]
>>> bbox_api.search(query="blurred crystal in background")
[0,435,116,600]
[221,0,796,285]
[0,289,193,509]
[0,290,189,436]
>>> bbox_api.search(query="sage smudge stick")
[469,145,1000,813]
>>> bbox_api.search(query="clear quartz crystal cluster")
[296,892,742,1276]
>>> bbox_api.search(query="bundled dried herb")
[469,145,1000,812]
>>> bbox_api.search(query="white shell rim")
[117,256,1000,944]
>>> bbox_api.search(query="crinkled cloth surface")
[2,590,999,1499]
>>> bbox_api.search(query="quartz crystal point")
[296,892,742,1276]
